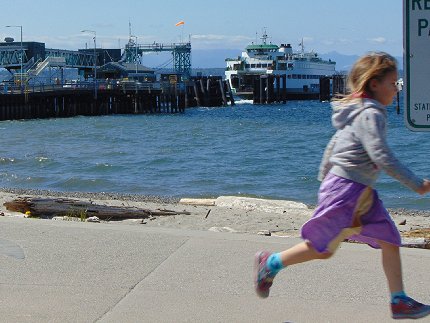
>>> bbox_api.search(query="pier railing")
[0,80,162,95]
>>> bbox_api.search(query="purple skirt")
[301,173,401,253]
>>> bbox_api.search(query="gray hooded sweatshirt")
[318,98,423,192]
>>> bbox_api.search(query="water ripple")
[0,101,428,210]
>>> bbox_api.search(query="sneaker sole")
[392,307,430,319]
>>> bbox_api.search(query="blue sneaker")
[391,296,430,319]
[254,251,277,298]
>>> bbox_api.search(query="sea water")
[0,99,429,210]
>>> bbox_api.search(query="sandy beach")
[0,188,428,248]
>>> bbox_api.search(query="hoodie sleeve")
[317,131,338,181]
[357,109,423,192]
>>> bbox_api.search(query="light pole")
[130,35,138,113]
[5,25,23,88]
[81,29,97,99]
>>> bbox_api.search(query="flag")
[175,20,185,27]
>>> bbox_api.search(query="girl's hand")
[417,179,430,195]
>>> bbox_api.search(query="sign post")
[404,0,430,131]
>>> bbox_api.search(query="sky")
[1,0,404,63]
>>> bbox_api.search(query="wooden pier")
[192,76,235,107]
[331,74,347,98]
[0,77,236,121]
[252,75,287,104]
[0,85,185,121]
[320,74,347,101]
[248,74,347,104]
[0,74,346,121]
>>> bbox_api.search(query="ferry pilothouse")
[225,31,337,99]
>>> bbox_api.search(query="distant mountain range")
[319,52,360,72]
[188,49,403,72]
[320,52,403,72]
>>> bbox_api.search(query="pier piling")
[253,74,286,104]
[319,77,331,102]
[0,82,192,121]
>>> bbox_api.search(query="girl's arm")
[359,110,423,192]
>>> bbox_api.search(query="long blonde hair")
[334,52,398,101]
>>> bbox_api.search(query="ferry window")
[251,64,256,68]
[287,75,292,79]
[245,64,250,68]
[292,74,297,79]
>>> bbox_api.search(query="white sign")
[404,0,430,131]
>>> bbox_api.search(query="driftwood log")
[3,197,190,220]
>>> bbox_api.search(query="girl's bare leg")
[279,241,332,267]
[379,240,404,293]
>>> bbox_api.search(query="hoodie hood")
[330,98,386,130]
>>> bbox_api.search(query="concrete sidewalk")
[1,216,429,323]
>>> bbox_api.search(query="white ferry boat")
[225,31,336,99]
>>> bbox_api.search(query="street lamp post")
[5,25,23,89]
[81,29,97,99]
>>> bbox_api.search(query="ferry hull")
[234,90,320,101]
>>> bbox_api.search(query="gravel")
[0,187,180,204]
